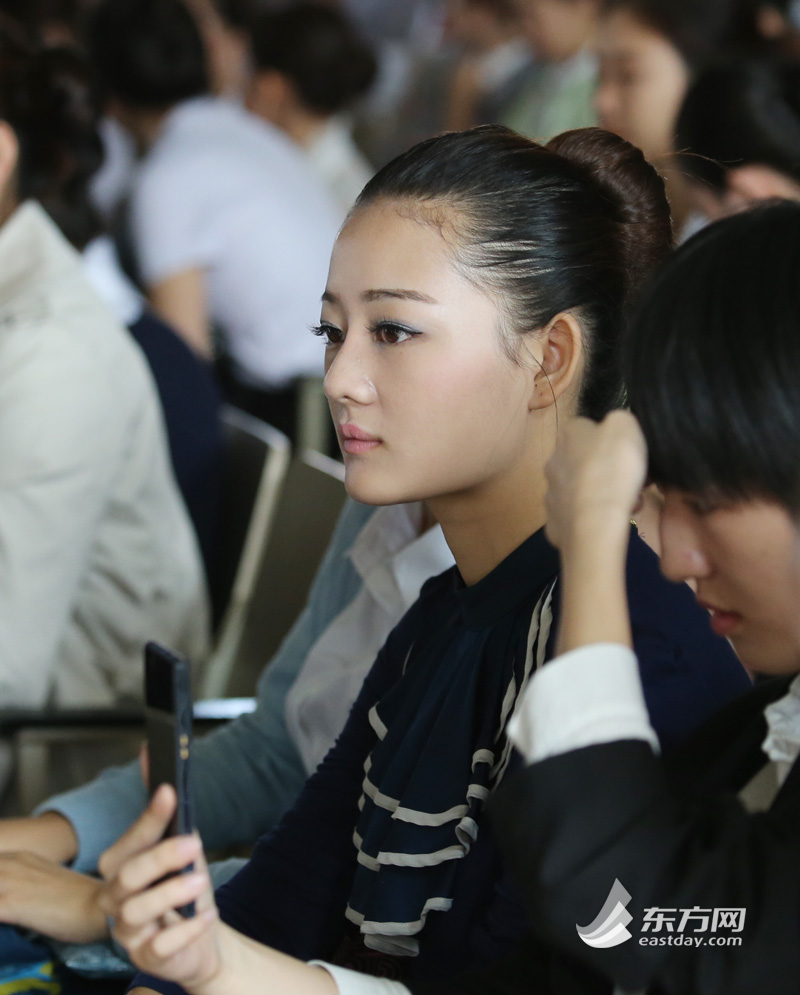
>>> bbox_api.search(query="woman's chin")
[343,469,411,507]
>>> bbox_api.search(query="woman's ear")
[0,122,20,201]
[529,311,584,411]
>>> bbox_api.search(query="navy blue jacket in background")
[129,310,224,579]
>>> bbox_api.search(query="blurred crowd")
[0,2,800,994]
[0,0,797,763]
[0,0,797,747]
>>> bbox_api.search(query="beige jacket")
[0,202,208,707]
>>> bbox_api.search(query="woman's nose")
[323,331,377,407]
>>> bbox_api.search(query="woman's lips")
[340,423,381,455]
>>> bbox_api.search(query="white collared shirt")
[285,502,454,775]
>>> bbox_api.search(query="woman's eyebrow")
[363,289,439,304]
[321,289,440,305]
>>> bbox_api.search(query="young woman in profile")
[98,125,750,995]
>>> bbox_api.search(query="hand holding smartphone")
[144,641,195,917]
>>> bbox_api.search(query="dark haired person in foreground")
[488,201,800,995]
[97,125,749,995]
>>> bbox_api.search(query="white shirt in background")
[305,117,374,219]
[82,234,144,327]
[130,97,341,389]
[286,502,454,775]
[89,116,137,224]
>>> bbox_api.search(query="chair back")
[209,407,291,631]
[201,450,347,699]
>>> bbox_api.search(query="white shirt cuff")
[508,643,659,763]
[309,962,412,995]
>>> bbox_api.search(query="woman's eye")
[372,323,419,345]
[311,323,343,346]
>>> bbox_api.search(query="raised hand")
[545,412,649,654]
[545,410,648,555]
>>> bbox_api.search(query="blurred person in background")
[48,46,225,578]
[501,0,600,139]
[90,0,257,227]
[675,59,800,222]
[184,0,256,100]
[442,0,534,131]
[0,497,452,975]
[593,0,763,235]
[87,0,340,439]
[0,0,80,45]
[0,12,225,574]
[246,3,376,217]
[0,32,208,725]
[735,0,800,56]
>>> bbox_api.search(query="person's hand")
[545,411,648,555]
[0,852,107,943]
[98,785,222,994]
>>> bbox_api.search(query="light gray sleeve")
[39,499,376,871]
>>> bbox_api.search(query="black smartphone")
[144,641,195,917]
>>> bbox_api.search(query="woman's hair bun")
[546,127,673,298]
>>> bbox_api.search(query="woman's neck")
[428,450,549,586]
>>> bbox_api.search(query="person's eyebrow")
[321,289,440,305]
[363,289,439,304]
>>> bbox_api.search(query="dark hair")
[86,0,208,110]
[355,125,673,420]
[207,0,256,30]
[251,3,376,116]
[732,0,797,46]
[625,201,800,508]
[0,0,81,40]
[0,33,103,247]
[676,58,800,191]
[463,0,518,19]
[601,0,762,70]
